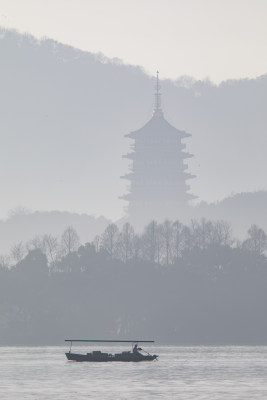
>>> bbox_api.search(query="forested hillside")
[1,219,266,345]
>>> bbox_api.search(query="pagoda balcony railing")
[132,145,188,152]
[185,173,196,180]
[122,153,134,159]
[124,150,193,159]
[130,181,191,188]
[181,152,193,159]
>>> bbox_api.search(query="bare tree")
[191,219,214,249]
[26,235,45,252]
[0,254,10,269]
[142,220,159,264]
[42,234,59,267]
[8,206,31,218]
[10,241,25,263]
[172,220,184,259]
[160,220,173,265]
[242,224,267,255]
[25,234,60,267]
[117,222,135,262]
[212,220,233,246]
[61,226,80,256]
[93,235,101,253]
[132,234,142,260]
[101,224,119,257]
[190,219,200,248]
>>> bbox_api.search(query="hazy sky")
[1,0,267,83]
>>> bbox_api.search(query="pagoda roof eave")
[184,173,196,180]
[182,152,194,159]
[120,173,133,180]
[187,193,198,200]
[122,153,134,160]
[119,194,132,201]
[125,115,191,139]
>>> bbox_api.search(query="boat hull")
[65,351,158,362]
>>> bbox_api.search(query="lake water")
[1,346,267,399]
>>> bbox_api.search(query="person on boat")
[133,344,142,354]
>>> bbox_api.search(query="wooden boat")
[65,339,158,362]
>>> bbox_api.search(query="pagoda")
[121,72,196,223]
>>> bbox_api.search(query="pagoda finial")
[153,71,163,116]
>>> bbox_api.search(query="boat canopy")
[65,339,154,343]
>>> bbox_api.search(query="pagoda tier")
[121,171,196,181]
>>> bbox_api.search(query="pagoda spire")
[153,71,163,116]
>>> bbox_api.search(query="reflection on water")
[1,346,267,399]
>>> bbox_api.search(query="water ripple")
[0,346,267,399]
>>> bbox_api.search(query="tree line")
[1,219,266,271]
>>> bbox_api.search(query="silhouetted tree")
[211,220,233,246]
[242,224,267,255]
[160,219,173,265]
[26,235,45,252]
[61,226,80,256]
[42,234,59,268]
[10,241,25,263]
[0,254,10,269]
[172,220,184,260]
[101,223,119,258]
[93,235,101,252]
[142,221,159,264]
[190,219,233,250]
[117,222,134,262]
[132,234,142,260]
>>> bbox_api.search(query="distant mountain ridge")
[0,210,109,254]
[194,191,267,239]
